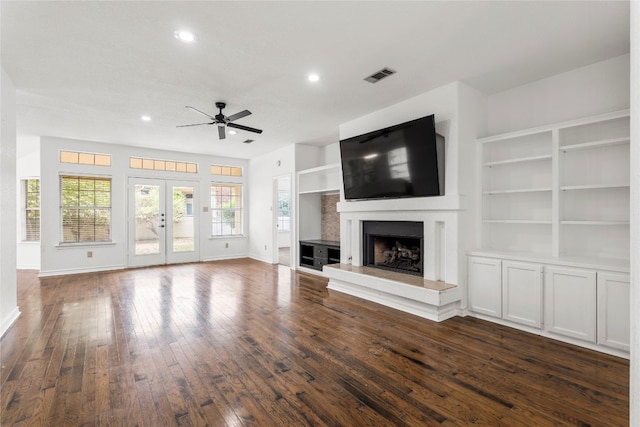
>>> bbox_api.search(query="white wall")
[248,144,295,263]
[487,54,630,135]
[16,136,41,269]
[0,67,19,337]
[39,136,249,276]
[629,2,639,424]
[323,142,340,165]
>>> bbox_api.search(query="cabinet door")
[468,257,502,318]
[597,272,630,351]
[545,267,596,343]
[502,261,543,328]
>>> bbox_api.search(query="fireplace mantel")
[337,194,466,213]
[327,196,465,321]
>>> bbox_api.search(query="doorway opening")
[274,175,292,267]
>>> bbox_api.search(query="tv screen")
[339,114,444,200]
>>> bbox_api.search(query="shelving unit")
[471,110,631,357]
[296,163,342,272]
[479,128,553,255]
[477,109,630,265]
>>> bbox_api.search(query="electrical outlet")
[264,244,267,250]
[87,251,93,258]
[224,242,229,248]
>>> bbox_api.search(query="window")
[211,183,242,236]
[60,150,111,166]
[130,157,198,173]
[211,165,243,177]
[277,190,290,231]
[60,175,111,243]
[22,178,40,241]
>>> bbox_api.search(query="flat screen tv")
[339,114,444,200]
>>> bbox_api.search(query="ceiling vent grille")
[364,67,396,83]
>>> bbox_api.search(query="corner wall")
[0,67,19,336]
[248,144,295,263]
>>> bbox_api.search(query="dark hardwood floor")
[1,259,629,426]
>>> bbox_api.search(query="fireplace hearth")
[363,221,423,276]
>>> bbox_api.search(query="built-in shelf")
[483,154,552,167]
[477,109,630,260]
[297,163,342,195]
[483,188,552,195]
[297,164,342,272]
[299,188,340,195]
[561,220,630,226]
[561,137,630,152]
[561,184,630,191]
[484,219,552,224]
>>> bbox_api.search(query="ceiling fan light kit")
[177,101,263,140]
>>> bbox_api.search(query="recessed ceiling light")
[141,115,151,122]
[174,30,198,43]
[307,73,320,82]
[229,130,237,135]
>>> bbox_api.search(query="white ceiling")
[1,1,630,159]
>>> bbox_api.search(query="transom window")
[60,150,111,166]
[60,175,111,243]
[211,165,242,177]
[130,157,198,173]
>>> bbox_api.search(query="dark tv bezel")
[339,115,445,201]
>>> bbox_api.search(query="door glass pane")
[172,186,194,252]
[134,184,161,255]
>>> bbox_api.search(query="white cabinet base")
[597,273,630,351]
[502,261,543,328]
[544,266,596,343]
[467,254,629,359]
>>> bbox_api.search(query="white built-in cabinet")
[544,266,597,343]
[502,261,543,329]
[468,257,502,318]
[468,256,629,356]
[469,109,630,357]
[468,257,542,329]
[597,273,631,352]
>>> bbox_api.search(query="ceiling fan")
[177,101,263,140]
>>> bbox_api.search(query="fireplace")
[363,221,423,276]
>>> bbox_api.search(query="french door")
[128,178,199,267]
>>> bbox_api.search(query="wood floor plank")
[0,260,630,426]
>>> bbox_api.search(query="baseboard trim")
[38,264,126,278]
[1,307,21,338]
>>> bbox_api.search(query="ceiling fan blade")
[176,122,214,127]
[186,105,216,120]
[227,122,263,134]
[226,109,251,122]
[218,125,226,140]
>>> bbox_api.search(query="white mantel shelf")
[337,194,466,213]
[323,264,461,322]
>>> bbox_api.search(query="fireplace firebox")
[363,221,424,276]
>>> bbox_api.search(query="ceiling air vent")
[243,139,255,144]
[364,67,396,83]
